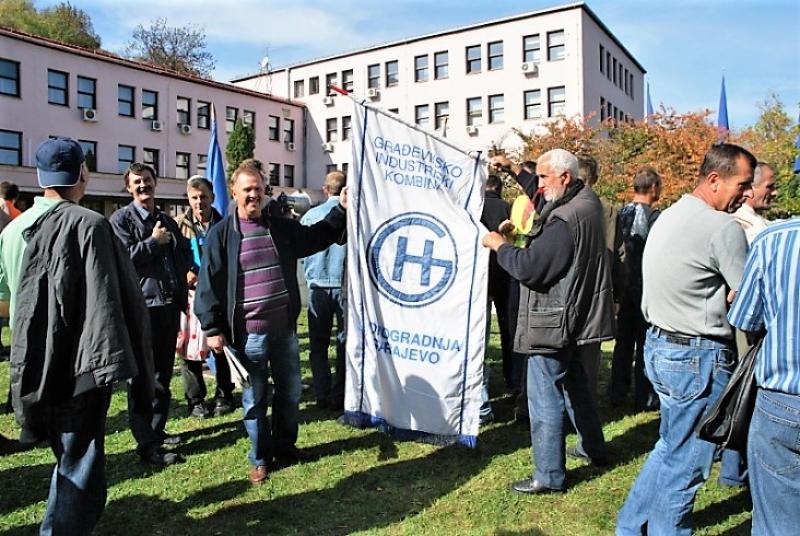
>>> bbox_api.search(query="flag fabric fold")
[207,105,228,217]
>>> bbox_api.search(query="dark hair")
[485,174,503,192]
[521,161,536,174]
[124,163,157,186]
[187,176,213,192]
[577,154,599,186]
[0,181,19,200]
[698,143,757,181]
[633,167,662,193]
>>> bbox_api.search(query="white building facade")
[233,2,645,188]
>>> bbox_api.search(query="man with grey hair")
[484,148,614,493]
[733,162,777,243]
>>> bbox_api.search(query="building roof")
[232,1,645,82]
[0,26,303,108]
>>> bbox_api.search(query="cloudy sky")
[39,0,800,128]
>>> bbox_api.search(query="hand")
[490,155,520,176]
[482,232,508,251]
[207,334,226,354]
[339,186,349,210]
[186,271,198,289]
[152,221,171,245]
[498,219,515,235]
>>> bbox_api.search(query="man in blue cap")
[2,137,154,535]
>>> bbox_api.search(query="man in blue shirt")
[728,218,800,535]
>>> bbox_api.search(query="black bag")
[695,338,762,453]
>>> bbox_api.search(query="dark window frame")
[341,116,351,141]
[197,101,210,129]
[118,144,135,173]
[78,139,97,171]
[118,84,134,117]
[341,69,354,92]
[326,118,338,143]
[0,129,22,166]
[143,147,160,176]
[0,59,20,97]
[175,152,190,179]
[268,115,280,141]
[283,164,295,187]
[77,76,96,109]
[414,55,428,82]
[487,40,503,71]
[488,94,504,124]
[466,97,482,126]
[293,79,305,98]
[414,104,430,127]
[547,30,565,61]
[283,118,295,143]
[48,69,69,106]
[142,89,158,121]
[385,60,399,87]
[524,89,542,120]
[309,76,320,95]
[466,45,481,74]
[434,51,449,79]
[177,96,191,125]
[523,34,541,63]
[548,86,566,117]
[367,64,380,89]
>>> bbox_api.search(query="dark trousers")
[181,352,233,408]
[507,281,529,414]
[128,304,179,454]
[610,293,657,410]
[41,387,112,536]
[488,273,516,388]
[307,287,346,407]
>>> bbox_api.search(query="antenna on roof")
[252,47,272,94]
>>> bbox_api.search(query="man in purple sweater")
[195,161,348,485]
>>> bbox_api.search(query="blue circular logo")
[367,212,458,307]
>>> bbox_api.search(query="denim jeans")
[233,328,301,467]
[40,387,112,536]
[748,388,800,535]
[526,347,608,490]
[616,327,735,536]
[307,287,345,406]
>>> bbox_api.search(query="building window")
[618,63,624,89]
[548,86,566,117]
[326,164,338,174]
[118,144,135,173]
[143,148,159,176]
[434,102,449,131]
[524,90,542,119]
[268,115,280,141]
[197,101,210,129]
[293,80,304,98]
[488,94,504,124]
[612,58,618,86]
[283,118,295,143]
[48,69,68,106]
[466,45,481,74]
[606,99,612,121]
[385,60,399,87]
[414,55,428,82]
[325,73,337,94]
[142,89,158,120]
[309,76,320,95]
[268,163,280,186]
[0,59,20,97]
[342,163,349,177]
[243,110,255,129]
[415,104,430,128]
[177,96,190,125]
[341,115,351,141]
[488,41,503,70]
[0,130,22,166]
[341,69,354,92]
[77,76,96,109]
[176,152,190,179]
[606,52,612,80]
[197,154,207,175]
[388,108,399,115]
[523,34,541,63]
[624,68,629,95]
[434,51,449,79]
[116,85,134,117]
[78,140,97,172]
[599,45,605,74]
[284,164,294,187]
[367,64,380,89]
[226,106,238,133]
[628,73,634,99]
[600,97,607,121]
[326,118,338,142]
[547,30,565,61]
[466,97,482,126]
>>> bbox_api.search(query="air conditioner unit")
[521,62,539,76]
[150,120,163,131]
[286,141,296,152]
[322,142,334,153]
[366,88,380,99]
[81,108,98,122]
[179,123,192,135]
[466,125,479,136]
[322,96,335,106]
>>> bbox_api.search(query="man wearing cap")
[110,163,192,465]
[4,138,153,534]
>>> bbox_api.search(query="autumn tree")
[225,119,255,178]
[0,0,101,48]
[126,18,215,77]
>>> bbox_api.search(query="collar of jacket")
[532,179,585,236]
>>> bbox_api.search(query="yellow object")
[510,194,536,247]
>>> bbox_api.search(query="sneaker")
[140,449,181,466]
[213,398,235,417]
[189,404,210,419]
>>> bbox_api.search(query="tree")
[126,18,215,77]
[0,0,101,48]
[225,119,256,178]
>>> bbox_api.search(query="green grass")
[0,316,752,535]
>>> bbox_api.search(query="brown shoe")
[249,465,269,485]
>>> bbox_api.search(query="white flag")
[344,99,488,447]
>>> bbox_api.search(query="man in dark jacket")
[195,160,348,486]
[110,163,191,466]
[9,138,154,534]
[484,149,614,494]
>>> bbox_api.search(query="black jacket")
[195,204,346,344]
[481,190,512,295]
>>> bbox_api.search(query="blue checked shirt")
[728,218,800,395]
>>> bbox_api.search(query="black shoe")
[140,449,181,466]
[275,446,311,464]
[213,398,235,417]
[566,446,609,467]
[189,404,210,419]
[510,478,564,495]
[160,434,182,446]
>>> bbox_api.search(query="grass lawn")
[0,315,752,535]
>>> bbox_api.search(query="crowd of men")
[0,135,796,535]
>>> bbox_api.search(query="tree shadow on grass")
[694,489,752,533]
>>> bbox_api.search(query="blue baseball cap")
[35,137,85,188]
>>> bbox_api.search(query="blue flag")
[646,83,654,123]
[717,75,729,142]
[207,106,228,217]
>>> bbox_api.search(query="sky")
[38,0,800,128]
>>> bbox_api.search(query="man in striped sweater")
[195,161,348,485]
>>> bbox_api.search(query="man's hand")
[482,232,508,251]
[339,186,349,210]
[207,334,226,354]
[186,271,198,289]
[498,219,515,236]
[152,221,171,245]
[490,155,521,177]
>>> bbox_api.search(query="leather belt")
[652,327,731,347]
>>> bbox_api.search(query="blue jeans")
[40,387,111,536]
[307,287,345,405]
[526,347,608,490]
[617,327,735,536]
[234,328,301,467]
[748,389,800,535]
